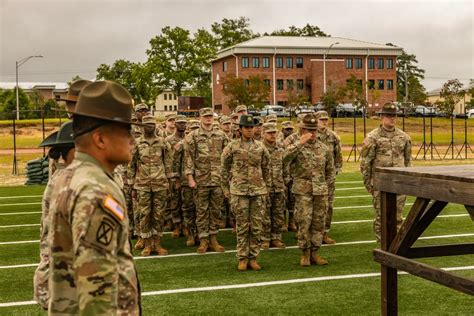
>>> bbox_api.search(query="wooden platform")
[373,165,474,315]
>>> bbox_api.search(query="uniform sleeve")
[325,148,336,187]
[404,135,412,167]
[360,136,377,191]
[184,133,195,177]
[220,142,233,196]
[163,140,173,179]
[283,140,302,164]
[261,146,271,189]
[171,142,183,179]
[72,191,123,315]
[127,146,138,186]
[334,134,343,171]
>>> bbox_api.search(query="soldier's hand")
[223,190,230,199]
[299,132,314,145]
[175,179,181,189]
[188,178,197,189]
[367,186,374,195]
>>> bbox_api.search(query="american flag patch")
[102,195,125,221]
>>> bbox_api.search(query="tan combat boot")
[270,239,286,248]
[300,249,311,267]
[322,233,336,245]
[134,237,145,250]
[186,234,196,247]
[248,259,261,271]
[310,250,328,266]
[171,224,181,238]
[197,238,209,254]
[153,236,168,256]
[182,226,190,238]
[261,240,270,250]
[288,214,297,232]
[141,238,153,257]
[209,235,225,252]
[237,259,248,271]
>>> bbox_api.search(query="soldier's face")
[136,110,147,121]
[102,123,133,164]
[254,125,262,136]
[200,115,214,127]
[220,123,231,132]
[318,119,329,129]
[166,119,176,129]
[283,128,293,137]
[144,124,156,134]
[176,121,187,132]
[240,126,254,139]
[381,114,396,129]
[264,131,277,143]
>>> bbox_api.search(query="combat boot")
[261,240,270,250]
[197,238,209,254]
[248,259,261,271]
[164,219,172,231]
[310,250,328,266]
[322,233,336,245]
[153,236,168,256]
[171,224,181,238]
[141,238,153,257]
[209,235,225,252]
[300,249,311,267]
[288,214,297,232]
[270,239,286,249]
[186,234,196,247]
[134,237,145,250]
[237,259,248,271]
[182,226,190,238]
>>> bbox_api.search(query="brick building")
[211,36,403,114]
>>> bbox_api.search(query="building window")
[174,105,177,111]
[164,105,168,111]
[244,79,250,86]
[164,94,168,100]
[387,79,394,90]
[287,79,294,90]
[355,58,363,69]
[387,58,394,69]
[169,94,173,100]
[378,58,384,69]
[368,80,375,89]
[286,57,293,68]
[252,57,259,68]
[263,57,270,68]
[378,79,384,90]
[296,57,303,68]
[277,79,284,90]
[174,94,177,100]
[263,79,270,87]
[242,57,249,68]
[276,57,283,68]
[368,58,375,69]
[345,58,353,69]
[223,61,228,72]
[297,79,304,90]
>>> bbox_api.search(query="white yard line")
[1,264,473,307]
[335,187,366,191]
[334,195,370,199]
[0,240,39,245]
[0,202,41,207]
[0,195,42,200]
[0,212,41,216]
[336,181,363,184]
[0,224,40,228]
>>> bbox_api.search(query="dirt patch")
[0,126,56,137]
[0,173,27,186]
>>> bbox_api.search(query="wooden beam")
[406,244,474,258]
[374,249,474,296]
[389,197,431,255]
[380,191,398,316]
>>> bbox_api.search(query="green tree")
[269,23,329,37]
[396,50,426,103]
[2,88,32,119]
[222,74,270,110]
[320,82,346,113]
[438,79,465,114]
[211,17,259,50]
[344,75,367,108]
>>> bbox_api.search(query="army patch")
[96,220,114,246]
[102,195,125,221]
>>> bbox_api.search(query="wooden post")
[381,191,398,315]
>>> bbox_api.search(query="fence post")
[12,115,18,175]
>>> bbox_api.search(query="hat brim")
[58,95,78,102]
[70,109,144,126]
[39,132,59,147]
[299,123,318,130]
[264,129,278,133]
[377,111,397,115]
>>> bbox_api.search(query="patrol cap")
[300,113,318,130]
[254,116,263,126]
[230,112,239,120]
[199,107,214,117]
[55,122,75,146]
[59,79,92,103]
[175,115,187,123]
[165,113,177,121]
[142,114,156,125]
[377,102,398,115]
[262,122,278,133]
[238,114,255,127]
[134,103,149,112]
[281,121,294,129]
[235,105,247,113]
[73,80,137,125]
[265,114,277,123]
[315,110,329,120]
[188,119,200,130]
[39,131,59,147]
[219,115,231,125]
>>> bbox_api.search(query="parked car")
[247,107,261,116]
[294,106,314,115]
[313,102,327,112]
[413,105,436,117]
[259,105,288,117]
[468,109,474,118]
[334,103,363,117]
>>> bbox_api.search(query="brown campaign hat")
[72,80,138,125]
[59,79,92,103]
[315,110,329,120]
[377,102,398,115]
[300,113,318,130]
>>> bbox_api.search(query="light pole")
[323,42,339,94]
[15,55,43,120]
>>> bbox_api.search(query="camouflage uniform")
[282,131,301,230]
[221,136,271,261]
[262,135,286,244]
[360,125,411,242]
[283,134,336,254]
[116,164,134,234]
[166,132,186,227]
[184,124,229,241]
[47,152,140,314]
[129,134,172,240]
[316,127,343,234]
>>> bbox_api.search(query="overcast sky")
[0,0,472,91]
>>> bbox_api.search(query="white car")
[259,105,288,117]
[468,109,474,118]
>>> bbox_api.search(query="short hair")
[72,115,110,140]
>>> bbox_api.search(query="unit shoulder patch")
[102,195,125,221]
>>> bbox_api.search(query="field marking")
[335,187,365,191]
[336,181,362,184]
[0,212,41,216]
[1,232,473,269]
[0,224,41,228]
[334,195,370,199]
[0,195,42,200]
[0,240,39,245]
[1,265,473,308]
[0,202,41,207]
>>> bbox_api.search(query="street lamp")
[323,42,339,94]
[16,55,43,120]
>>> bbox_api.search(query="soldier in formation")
[360,102,411,242]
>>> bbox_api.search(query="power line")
[1,70,97,76]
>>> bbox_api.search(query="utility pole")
[403,64,408,103]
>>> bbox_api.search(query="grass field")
[0,171,473,315]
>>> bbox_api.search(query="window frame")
[355,58,363,69]
[242,56,249,68]
[286,57,293,68]
[345,58,353,69]
[378,79,384,90]
[263,57,270,68]
[297,79,304,90]
[276,57,283,68]
[252,57,259,68]
[368,58,375,69]
[277,79,284,90]
[296,57,303,68]
[378,58,384,69]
